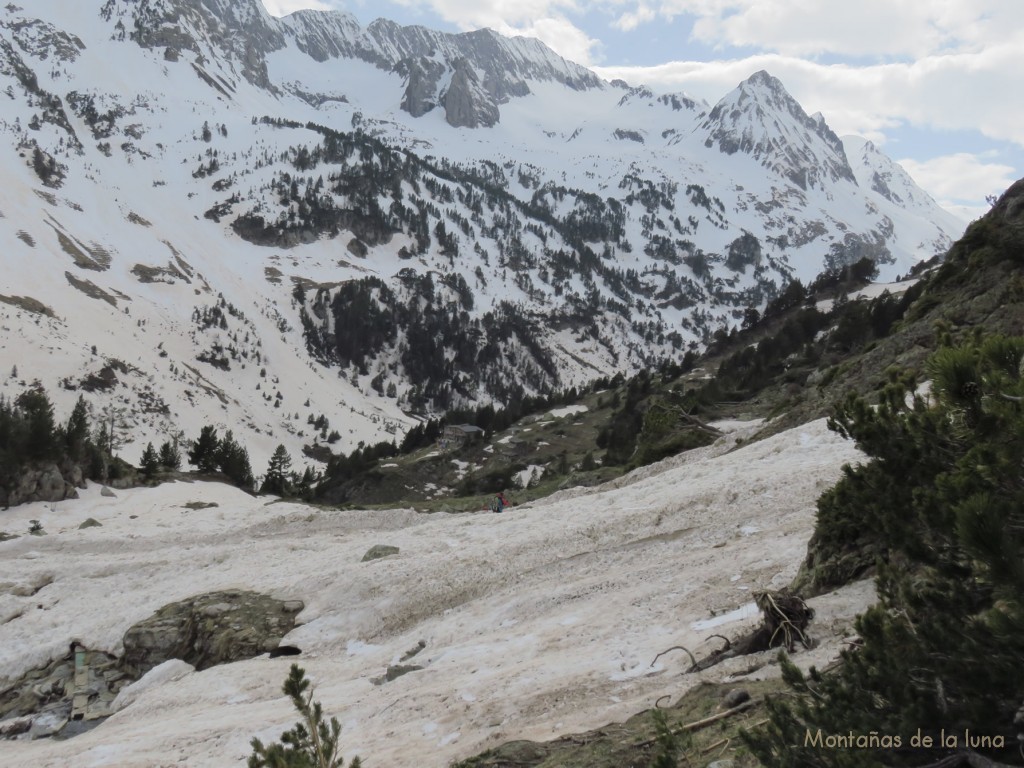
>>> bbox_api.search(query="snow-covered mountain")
[0,0,962,471]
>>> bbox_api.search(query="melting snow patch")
[738,525,760,536]
[548,405,588,418]
[111,659,194,713]
[690,601,759,631]
[515,464,545,488]
[346,639,382,656]
[610,661,663,681]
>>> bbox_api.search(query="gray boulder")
[28,706,69,739]
[722,688,750,708]
[36,465,65,501]
[362,544,399,562]
[120,590,304,677]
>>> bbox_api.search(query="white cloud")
[513,16,603,65]
[898,153,1016,210]
[612,3,656,32]
[592,46,1024,150]
[261,0,333,16]
[380,0,602,64]
[612,0,1024,59]
[686,0,983,58]
[396,0,579,31]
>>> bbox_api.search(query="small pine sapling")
[248,663,360,768]
[648,708,693,768]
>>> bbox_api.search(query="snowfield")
[0,419,872,767]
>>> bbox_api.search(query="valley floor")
[0,418,871,767]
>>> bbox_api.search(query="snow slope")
[0,418,872,767]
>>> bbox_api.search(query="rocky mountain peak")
[842,136,962,240]
[700,69,856,191]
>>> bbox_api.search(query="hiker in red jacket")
[491,491,509,513]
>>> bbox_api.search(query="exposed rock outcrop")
[0,643,127,739]
[0,462,82,509]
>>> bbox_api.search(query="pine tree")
[261,444,292,496]
[140,442,159,479]
[15,386,58,462]
[97,404,130,457]
[296,465,315,498]
[188,425,221,472]
[65,395,90,461]
[648,709,692,768]
[248,664,361,768]
[217,430,254,489]
[158,440,181,470]
[747,334,1024,767]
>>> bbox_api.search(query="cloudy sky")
[261,0,1023,222]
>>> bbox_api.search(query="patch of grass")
[451,680,783,768]
[183,501,219,510]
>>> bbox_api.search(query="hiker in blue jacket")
[491,491,509,513]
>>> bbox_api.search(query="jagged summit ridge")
[116,0,601,127]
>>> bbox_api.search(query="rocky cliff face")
[117,0,285,92]
[398,55,446,117]
[442,58,500,128]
